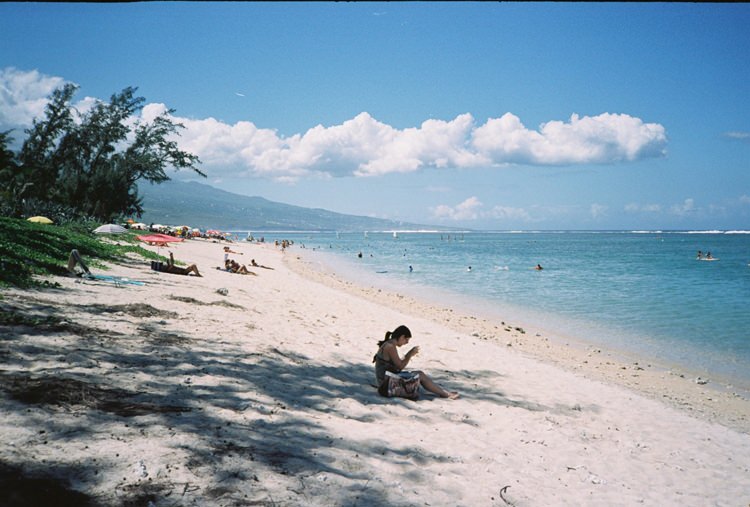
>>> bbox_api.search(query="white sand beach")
[1,238,749,506]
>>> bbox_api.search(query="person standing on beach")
[373,325,459,399]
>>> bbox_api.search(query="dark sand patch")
[0,373,191,417]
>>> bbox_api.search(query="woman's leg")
[67,249,90,274]
[67,250,77,273]
[414,370,459,399]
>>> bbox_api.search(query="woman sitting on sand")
[373,325,459,399]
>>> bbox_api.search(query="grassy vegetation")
[0,217,165,288]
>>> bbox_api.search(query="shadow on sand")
[0,292,565,506]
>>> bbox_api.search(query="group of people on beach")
[139,249,457,402]
[70,244,456,403]
[149,244,269,277]
[222,246,256,275]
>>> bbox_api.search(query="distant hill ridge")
[138,180,448,231]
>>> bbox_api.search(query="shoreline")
[1,237,749,506]
[275,229,750,392]
[284,246,750,433]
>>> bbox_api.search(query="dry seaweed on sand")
[167,294,245,310]
[0,303,126,340]
[0,373,190,417]
[86,303,179,319]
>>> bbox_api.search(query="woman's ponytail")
[377,325,411,347]
[377,330,393,347]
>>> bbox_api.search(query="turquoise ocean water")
[239,230,750,388]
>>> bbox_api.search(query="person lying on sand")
[225,259,257,276]
[153,252,202,276]
[373,325,459,399]
[251,259,274,270]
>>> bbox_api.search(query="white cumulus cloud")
[725,131,750,142]
[472,112,666,165]
[174,110,666,181]
[625,202,662,213]
[431,197,532,222]
[670,198,697,216]
[486,205,532,221]
[0,67,669,181]
[590,203,608,219]
[0,67,67,134]
[431,196,484,221]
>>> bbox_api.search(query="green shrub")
[0,217,164,288]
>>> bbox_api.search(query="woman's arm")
[384,342,417,371]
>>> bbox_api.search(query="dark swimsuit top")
[373,344,401,385]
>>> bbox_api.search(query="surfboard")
[698,258,719,262]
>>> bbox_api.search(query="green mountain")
[137,180,449,231]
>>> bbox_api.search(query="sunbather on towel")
[155,251,201,276]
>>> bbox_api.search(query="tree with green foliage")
[0,84,204,222]
[0,131,27,217]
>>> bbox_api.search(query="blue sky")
[1,2,748,230]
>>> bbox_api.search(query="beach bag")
[379,371,421,400]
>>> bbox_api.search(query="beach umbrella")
[27,216,53,224]
[93,224,128,234]
[137,233,185,246]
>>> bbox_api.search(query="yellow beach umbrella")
[27,216,54,224]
